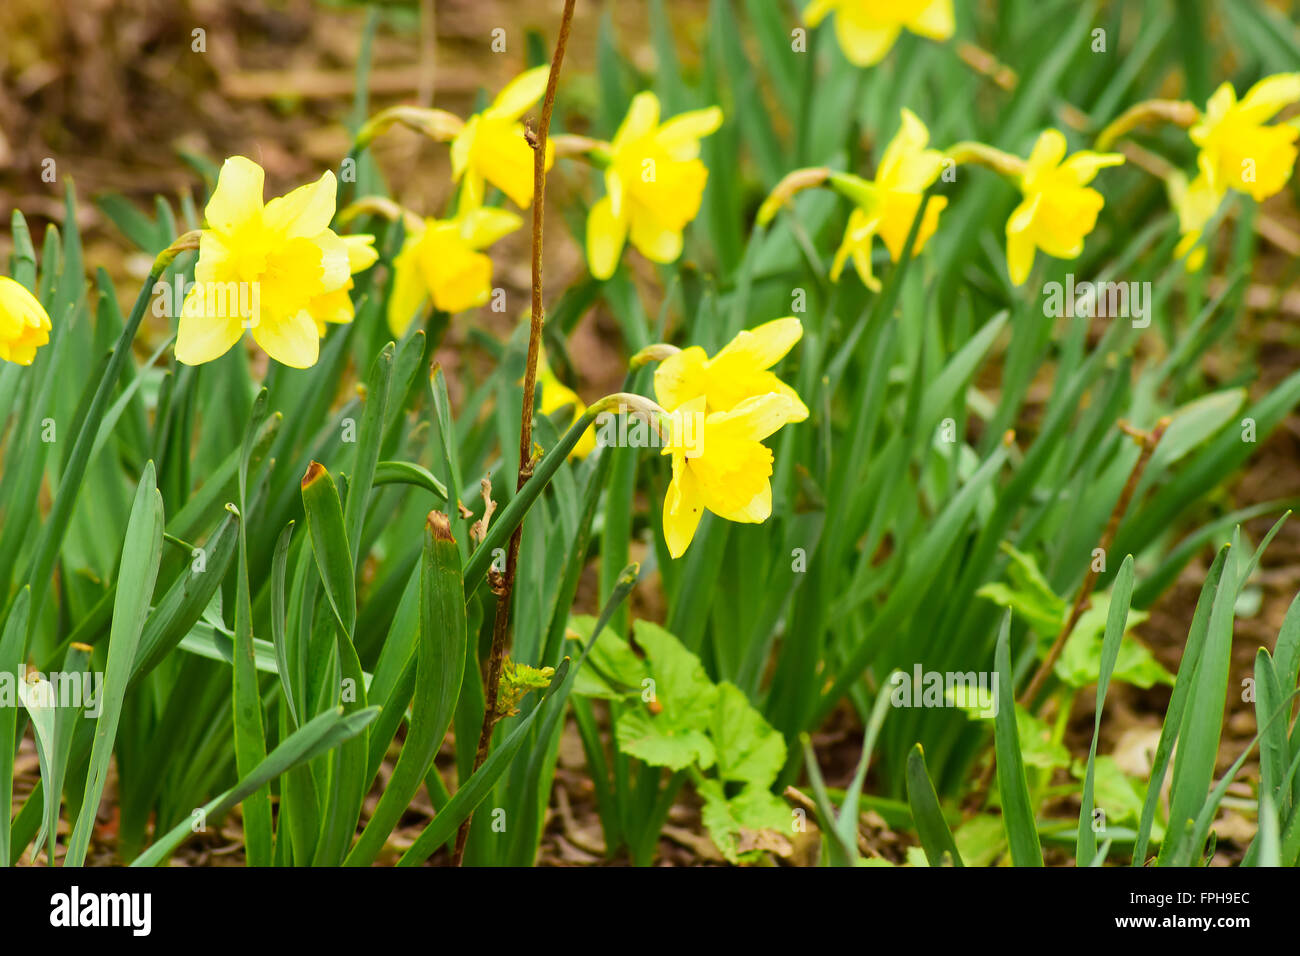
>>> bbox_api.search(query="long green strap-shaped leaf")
[26,268,159,630]
[1254,649,1290,824]
[801,734,858,866]
[1131,542,1229,865]
[994,611,1043,866]
[232,393,273,866]
[344,342,393,568]
[66,461,164,866]
[131,706,379,867]
[130,508,240,683]
[838,683,894,852]
[1158,540,1239,865]
[373,460,448,502]
[905,744,963,867]
[397,658,572,866]
[302,461,370,864]
[511,562,641,864]
[345,511,467,866]
[0,588,30,866]
[1171,690,1299,866]
[1077,554,1134,866]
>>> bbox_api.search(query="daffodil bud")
[629,343,681,369]
[152,230,202,274]
[1094,99,1199,151]
[355,106,464,149]
[756,166,831,225]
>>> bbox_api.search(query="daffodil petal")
[834,16,899,67]
[262,170,337,238]
[803,0,836,28]
[251,309,320,369]
[654,346,710,412]
[586,195,628,280]
[656,107,724,159]
[629,215,684,264]
[1005,207,1037,287]
[909,0,955,39]
[1059,150,1125,186]
[460,207,523,249]
[450,119,476,181]
[1238,72,1300,124]
[387,234,430,337]
[714,317,803,371]
[344,234,379,273]
[488,65,551,121]
[1024,129,1068,181]
[205,156,265,234]
[713,392,799,444]
[613,92,661,149]
[663,451,705,559]
[175,287,244,366]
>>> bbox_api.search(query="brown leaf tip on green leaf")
[301,460,327,488]
[426,509,455,542]
[70,642,93,653]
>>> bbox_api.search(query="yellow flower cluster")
[11,49,1299,565]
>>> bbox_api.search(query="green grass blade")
[130,706,379,867]
[1077,554,1134,865]
[346,511,466,865]
[905,743,963,867]
[994,611,1043,866]
[66,462,164,866]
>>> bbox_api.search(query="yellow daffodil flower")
[586,92,723,280]
[0,276,52,366]
[653,317,809,424]
[804,0,955,68]
[176,156,351,369]
[538,353,596,458]
[386,207,522,336]
[308,234,378,335]
[1166,170,1223,272]
[1004,130,1124,286]
[829,109,949,290]
[661,393,798,558]
[451,66,556,209]
[1190,73,1300,202]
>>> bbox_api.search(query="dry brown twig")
[452,0,578,867]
